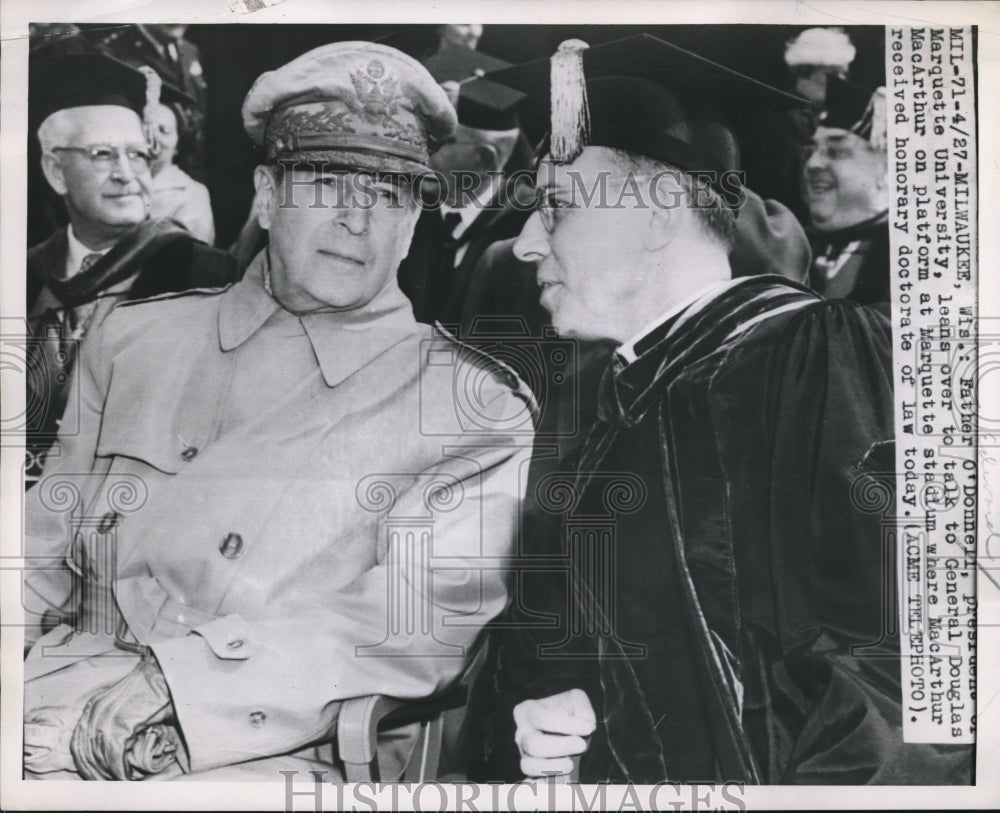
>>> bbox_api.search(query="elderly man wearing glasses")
[25,53,236,485]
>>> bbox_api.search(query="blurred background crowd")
[27,22,885,262]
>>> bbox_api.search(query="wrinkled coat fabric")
[24,252,533,777]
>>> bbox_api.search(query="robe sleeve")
[742,299,972,784]
[489,342,620,780]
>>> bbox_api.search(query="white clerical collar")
[440,174,502,240]
[616,279,738,365]
[65,224,111,279]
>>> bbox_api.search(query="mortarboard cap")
[485,34,806,184]
[30,52,148,132]
[422,45,524,131]
[30,52,194,151]
[243,41,457,175]
[819,76,887,148]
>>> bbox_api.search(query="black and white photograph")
[0,1,996,810]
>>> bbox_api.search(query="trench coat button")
[249,710,266,727]
[98,511,120,533]
[181,446,199,461]
[226,638,244,650]
[219,532,244,559]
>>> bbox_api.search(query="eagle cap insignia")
[350,60,402,120]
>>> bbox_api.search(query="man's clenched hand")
[513,688,596,778]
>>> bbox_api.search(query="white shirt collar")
[65,224,111,279]
[440,174,503,240]
[616,279,737,365]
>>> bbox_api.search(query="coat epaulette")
[116,285,232,308]
[93,28,126,47]
[431,322,540,425]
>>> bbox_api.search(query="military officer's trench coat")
[23,252,534,777]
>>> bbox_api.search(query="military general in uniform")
[23,42,533,781]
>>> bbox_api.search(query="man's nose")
[337,202,369,236]
[513,212,550,262]
[805,147,828,171]
[110,150,138,182]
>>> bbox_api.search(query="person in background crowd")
[91,24,209,182]
[148,101,216,244]
[440,24,484,52]
[23,41,532,781]
[804,77,889,305]
[27,25,96,248]
[484,35,970,784]
[25,54,237,485]
[745,26,858,226]
[28,23,88,57]
[398,44,534,328]
[783,27,856,110]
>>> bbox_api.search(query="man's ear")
[475,143,501,173]
[253,165,277,230]
[643,173,684,251]
[873,148,889,192]
[643,202,676,252]
[40,153,68,197]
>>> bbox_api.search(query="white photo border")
[1,1,997,810]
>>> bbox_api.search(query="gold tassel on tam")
[868,87,887,150]
[853,86,887,150]
[137,65,163,155]
[550,39,590,163]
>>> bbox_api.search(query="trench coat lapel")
[221,252,419,388]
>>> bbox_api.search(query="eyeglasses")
[530,172,672,233]
[51,144,153,173]
[531,186,579,233]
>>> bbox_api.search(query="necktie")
[68,253,105,333]
[79,252,103,276]
[27,253,108,481]
[441,211,462,244]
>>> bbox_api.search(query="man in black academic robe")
[804,77,890,306]
[484,35,972,785]
[25,54,237,484]
[398,44,535,329]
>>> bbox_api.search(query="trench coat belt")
[79,580,218,653]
